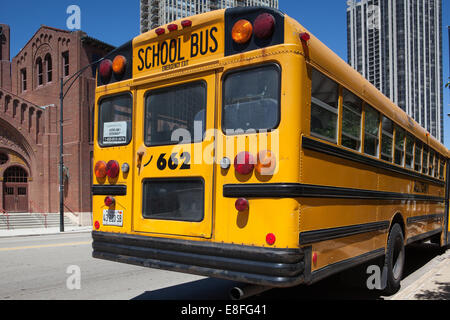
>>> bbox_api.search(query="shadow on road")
[131,242,446,300]
[132,278,239,300]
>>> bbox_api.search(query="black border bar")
[299,221,390,245]
[223,183,445,202]
[406,213,444,225]
[92,185,127,196]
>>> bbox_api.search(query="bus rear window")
[144,81,207,146]
[98,94,132,147]
[223,64,280,133]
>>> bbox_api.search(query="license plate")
[103,209,123,227]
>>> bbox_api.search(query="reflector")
[266,233,276,245]
[104,196,115,207]
[232,19,253,44]
[253,13,275,39]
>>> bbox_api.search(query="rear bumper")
[92,231,305,288]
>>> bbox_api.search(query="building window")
[36,58,43,86]
[62,51,69,77]
[45,54,52,83]
[20,68,27,92]
[0,153,8,165]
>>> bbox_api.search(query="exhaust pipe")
[229,284,272,300]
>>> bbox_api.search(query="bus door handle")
[137,151,145,174]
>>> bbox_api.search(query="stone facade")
[0,24,114,225]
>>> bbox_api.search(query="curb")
[390,250,450,300]
[0,226,92,238]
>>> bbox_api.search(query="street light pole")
[59,57,105,232]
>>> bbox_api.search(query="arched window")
[36,58,43,86]
[0,153,8,165]
[45,54,52,83]
[4,166,28,183]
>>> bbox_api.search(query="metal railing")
[29,200,48,228]
[0,209,10,230]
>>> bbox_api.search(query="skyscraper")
[140,0,279,33]
[347,0,444,142]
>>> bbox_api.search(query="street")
[0,231,447,300]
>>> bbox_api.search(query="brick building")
[0,23,114,225]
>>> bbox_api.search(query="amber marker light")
[112,55,127,75]
[255,150,276,176]
[232,19,253,44]
[94,161,107,179]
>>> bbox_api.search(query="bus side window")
[434,153,439,178]
[394,126,405,166]
[422,146,428,175]
[414,141,422,172]
[428,150,435,176]
[310,68,339,143]
[381,116,393,162]
[341,88,362,151]
[439,157,445,180]
[405,134,414,169]
[363,105,380,157]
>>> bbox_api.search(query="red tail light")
[253,13,275,39]
[94,161,107,179]
[234,152,255,175]
[94,221,100,230]
[235,198,249,212]
[167,24,178,32]
[104,196,115,207]
[181,20,192,28]
[106,160,120,178]
[300,32,311,42]
[155,27,165,36]
[99,59,112,80]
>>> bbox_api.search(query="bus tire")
[383,223,405,295]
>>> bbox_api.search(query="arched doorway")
[3,166,28,212]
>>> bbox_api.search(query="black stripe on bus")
[299,221,390,245]
[223,183,445,202]
[302,136,446,187]
[406,214,444,225]
[92,185,127,196]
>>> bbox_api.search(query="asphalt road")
[0,232,446,300]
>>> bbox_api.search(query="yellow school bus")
[92,6,450,294]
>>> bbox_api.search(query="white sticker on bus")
[103,121,127,144]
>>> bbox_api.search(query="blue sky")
[1,1,449,147]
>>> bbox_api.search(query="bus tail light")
[167,24,178,32]
[266,233,276,246]
[104,196,115,207]
[234,152,255,175]
[300,32,311,42]
[155,27,165,36]
[106,160,120,178]
[94,161,107,179]
[253,13,275,39]
[181,20,192,28]
[255,150,276,175]
[232,19,253,44]
[99,59,112,80]
[235,198,249,212]
[112,55,127,75]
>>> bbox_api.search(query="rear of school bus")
[91,6,330,287]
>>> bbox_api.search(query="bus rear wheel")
[383,223,405,295]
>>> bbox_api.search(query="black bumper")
[92,231,306,288]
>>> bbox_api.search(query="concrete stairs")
[0,213,77,230]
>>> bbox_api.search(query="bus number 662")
[157,152,191,171]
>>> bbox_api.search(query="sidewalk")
[0,226,92,238]
[390,248,450,300]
